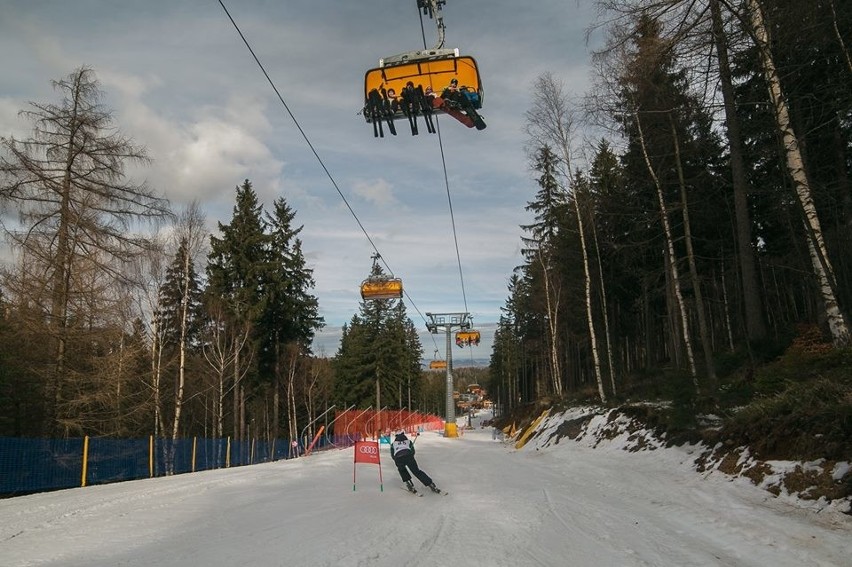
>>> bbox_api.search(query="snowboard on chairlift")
[433,96,475,129]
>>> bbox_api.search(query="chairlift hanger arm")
[418,0,446,49]
[379,0,452,67]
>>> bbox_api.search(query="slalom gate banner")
[354,441,380,464]
[353,440,383,491]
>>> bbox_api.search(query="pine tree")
[520,145,568,398]
[333,262,422,410]
[159,228,205,447]
[259,196,323,441]
[206,179,268,440]
[616,14,732,389]
[333,319,375,408]
[159,239,203,350]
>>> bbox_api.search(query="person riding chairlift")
[442,77,477,114]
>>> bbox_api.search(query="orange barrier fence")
[331,409,443,444]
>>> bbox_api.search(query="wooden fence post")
[81,436,89,487]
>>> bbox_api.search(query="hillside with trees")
[490,0,852,489]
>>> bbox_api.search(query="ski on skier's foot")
[403,486,423,497]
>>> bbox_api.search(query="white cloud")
[352,178,399,208]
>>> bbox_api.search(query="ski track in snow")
[1,410,850,567]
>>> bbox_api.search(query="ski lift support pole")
[425,311,470,438]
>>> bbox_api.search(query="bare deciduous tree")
[0,66,171,433]
[170,202,207,442]
[525,72,607,403]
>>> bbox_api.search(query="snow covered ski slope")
[1,410,849,566]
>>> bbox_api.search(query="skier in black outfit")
[400,81,420,135]
[390,431,441,494]
[366,89,386,137]
[441,77,486,130]
[415,84,436,134]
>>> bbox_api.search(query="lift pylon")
[425,312,471,438]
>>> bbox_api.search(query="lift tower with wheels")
[425,311,471,438]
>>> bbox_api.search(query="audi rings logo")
[358,445,378,455]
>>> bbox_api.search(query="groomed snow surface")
[2,408,850,567]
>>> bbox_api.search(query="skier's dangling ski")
[367,89,385,138]
[417,85,436,134]
[401,81,420,135]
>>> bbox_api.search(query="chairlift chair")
[455,330,481,348]
[360,277,403,301]
[361,0,485,133]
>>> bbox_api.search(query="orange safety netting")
[332,409,443,442]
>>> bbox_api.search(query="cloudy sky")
[0,1,603,359]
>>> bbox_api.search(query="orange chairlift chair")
[362,0,485,135]
[360,254,403,301]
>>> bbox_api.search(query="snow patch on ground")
[518,406,852,516]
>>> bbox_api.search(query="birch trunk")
[151,317,164,438]
[537,250,563,397]
[748,0,850,346]
[591,218,617,396]
[303,365,318,441]
[171,249,192,441]
[670,116,717,386]
[202,309,228,440]
[217,367,225,439]
[286,346,298,453]
[273,337,280,442]
[233,341,241,441]
[201,304,243,442]
[573,193,606,403]
[239,383,246,442]
[827,0,852,75]
[634,108,699,389]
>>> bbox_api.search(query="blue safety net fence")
[0,435,346,497]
